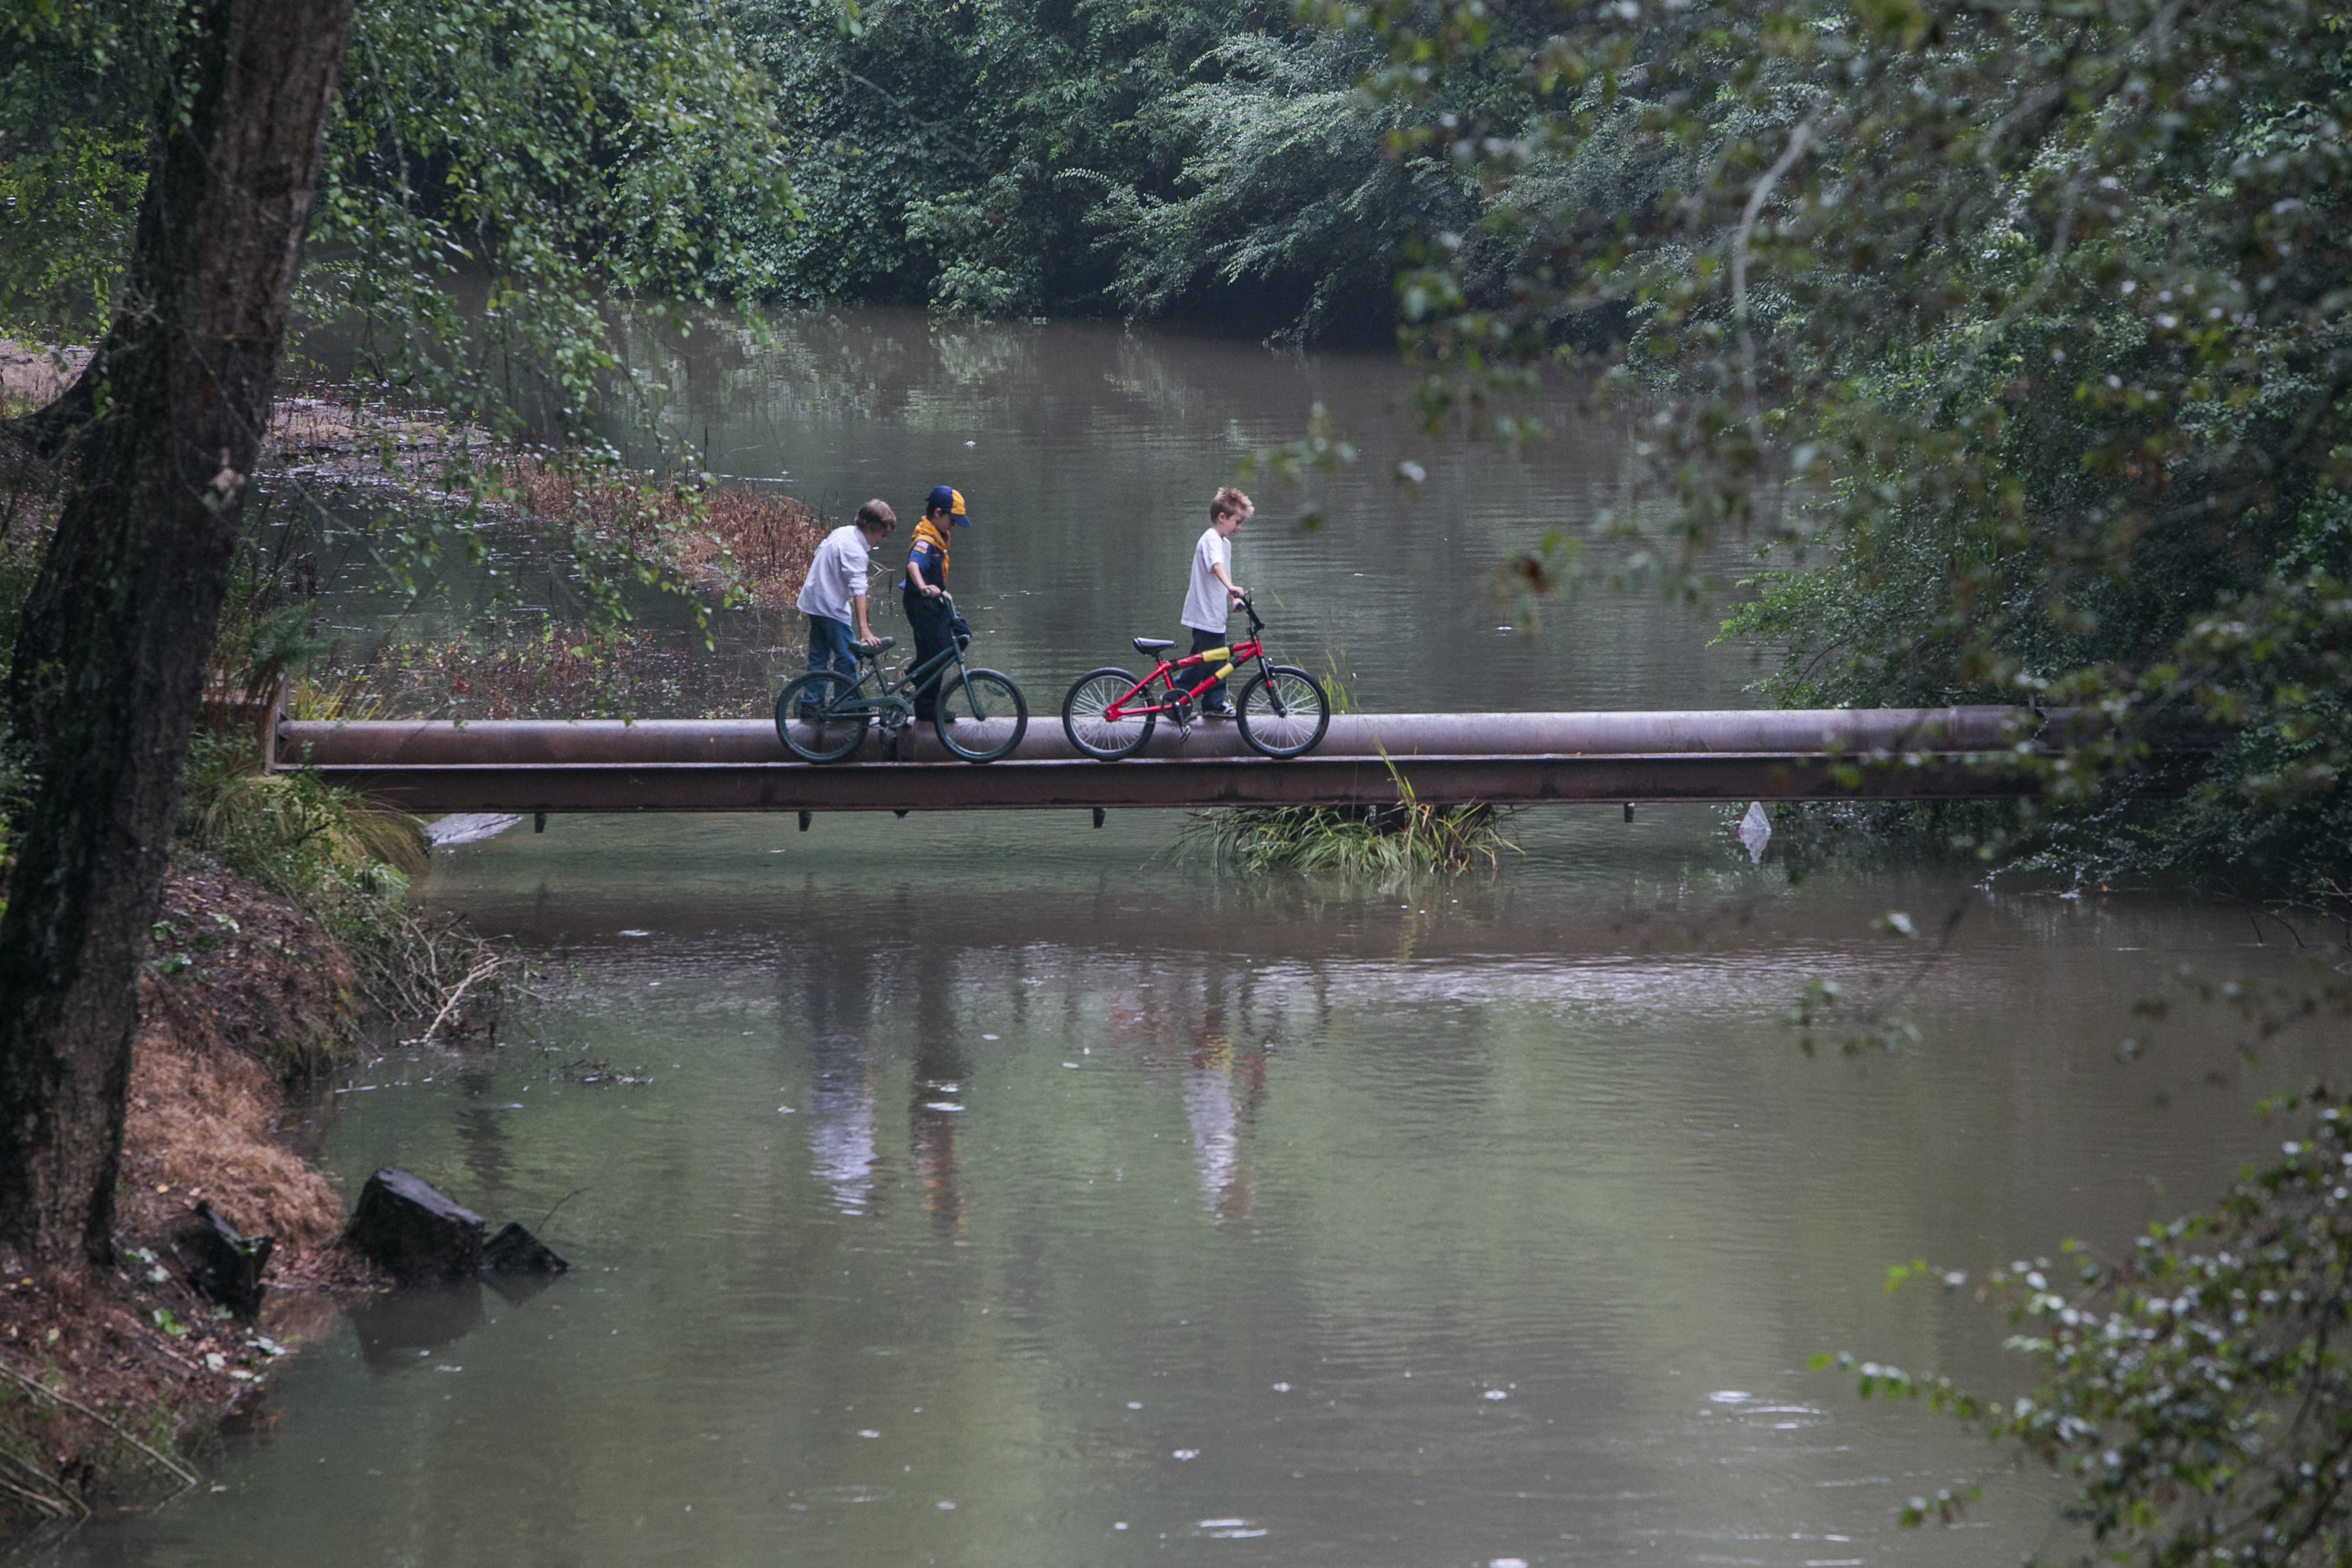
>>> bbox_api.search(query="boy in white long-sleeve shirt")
[1178,486,1252,716]
[794,500,895,712]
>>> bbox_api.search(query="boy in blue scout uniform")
[901,485,973,722]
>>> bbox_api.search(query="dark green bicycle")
[774,593,1028,764]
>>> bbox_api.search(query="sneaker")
[1201,703,1235,719]
[938,713,958,726]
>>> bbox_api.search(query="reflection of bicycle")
[1061,598,1330,761]
[776,592,1028,764]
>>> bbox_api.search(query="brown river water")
[49,309,2344,1567]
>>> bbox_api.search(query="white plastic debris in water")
[1738,801,1773,863]
[426,813,523,847]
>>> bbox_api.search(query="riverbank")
[265,390,827,615]
[0,858,387,1539]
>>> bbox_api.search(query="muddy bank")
[0,860,386,1538]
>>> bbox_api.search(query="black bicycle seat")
[1132,637,1175,655]
[859,637,895,657]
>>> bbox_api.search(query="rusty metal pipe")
[279,706,2049,770]
[289,754,2061,815]
[262,706,2153,815]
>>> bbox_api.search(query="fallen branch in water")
[414,955,507,1044]
[0,1445,81,1520]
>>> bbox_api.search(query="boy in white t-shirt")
[1178,485,1253,716]
[794,500,895,712]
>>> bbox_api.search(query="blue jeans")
[1187,625,1233,712]
[802,615,861,714]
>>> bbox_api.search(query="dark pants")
[1185,625,1233,712]
[801,615,860,715]
[901,588,966,719]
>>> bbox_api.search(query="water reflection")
[1183,1014,1269,1226]
[800,939,880,1217]
[346,1284,487,1373]
[55,815,2349,1568]
[906,941,969,1234]
[451,1062,511,1198]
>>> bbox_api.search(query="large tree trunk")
[0,0,353,1267]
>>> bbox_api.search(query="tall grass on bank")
[177,735,511,1039]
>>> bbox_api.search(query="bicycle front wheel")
[776,671,871,764]
[1235,666,1330,759]
[1061,668,1156,761]
[936,668,1028,762]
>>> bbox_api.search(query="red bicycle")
[1060,598,1330,760]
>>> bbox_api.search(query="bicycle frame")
[813,595,974,727]
[1102,602,1271,722]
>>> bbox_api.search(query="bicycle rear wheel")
[776,671,871,764]
[1235,666,1330,759]
[936,668,1028,762]
[1061,668,1156,760]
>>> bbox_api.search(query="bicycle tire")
[1235,666,1330,759]
[936,668,1028,762]
[1061,668,1156,760]
[776,671,871,764]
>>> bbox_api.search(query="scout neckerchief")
[911,516,952,586]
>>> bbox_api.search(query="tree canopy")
[1332,0,2351,900]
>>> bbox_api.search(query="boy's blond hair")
[1209,485,1252,522]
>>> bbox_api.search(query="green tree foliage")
[1837,1086,2352,1566]
[315,0,793,439]
[4,0,792,434]
[726,0,1507,337]
[1345,0,2351,899]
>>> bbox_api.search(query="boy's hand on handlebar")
[1227,584,1248,603]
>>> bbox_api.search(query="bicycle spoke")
[1238,669,1328,758]
[1061,670,1154,760]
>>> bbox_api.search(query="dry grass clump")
[0,860,392,1539]
[0,340,87,410]
[500,451,826,607]
[122,859,358,1258]
[120,855,397,1264]
[347,623,681,721]
[686,486,828,605]
[120,1001,346,1255]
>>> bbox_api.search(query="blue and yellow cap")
[927,485,972,527]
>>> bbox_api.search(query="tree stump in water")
[482,1221,568,1275]
[343,1168,484,1284]
[172,1201,274,1316]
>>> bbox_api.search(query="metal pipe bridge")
[273,707,2131,817]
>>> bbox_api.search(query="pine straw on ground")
[0,861,388,1540]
